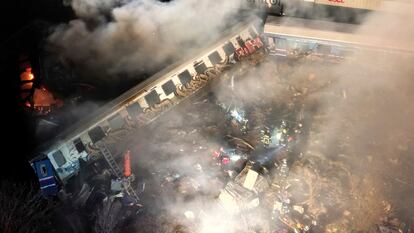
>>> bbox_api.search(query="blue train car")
[32,159,59,197]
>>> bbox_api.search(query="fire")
[33,86,56,107]
[31,85,63,115]
[19,65,64,113]
[20,68,34,81]
[20,67,35,110]
[20,82,33,90]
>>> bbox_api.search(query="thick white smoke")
[126,1,414,231]
[48,0,414,232]
[49,0,245,76]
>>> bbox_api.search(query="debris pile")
[132,54,412,233]
[56,49,413,233]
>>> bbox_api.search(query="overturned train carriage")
[30,19,264,197]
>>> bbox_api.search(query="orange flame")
[20,68,34,81]
[20,82,33,90]
[33,86,56,107]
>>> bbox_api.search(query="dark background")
[1,0,74,182]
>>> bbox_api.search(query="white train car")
[263,16,414,61]
[31,18,265,197]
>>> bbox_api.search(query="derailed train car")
[30,18,265,198]
[263,15,414,60]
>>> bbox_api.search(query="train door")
[33,159,59,197]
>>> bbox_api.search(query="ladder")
[95,141,140,201]
[96,141,123,178]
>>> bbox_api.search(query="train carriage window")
[235,36,245,48]
[162,80,176,96]
[267,37,275,48]
[88,126,106,143]
[223,42,235,56]
[208,51,222,65]
[275,38,287,49]
[178,70,192,85]
[297,40,312,53]
[287,40,299,49]
[52,150,67,167]
[126,102,142,118]
[74,138,86,153]
[145,90,161,106]
[248,28,258,38]
[316,44,331,54]
[194,61,207,74]
[108,113,125,130]
[308,42,318,51]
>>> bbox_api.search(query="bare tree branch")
[0,180,54,233]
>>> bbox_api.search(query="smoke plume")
[48,0,245,77]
